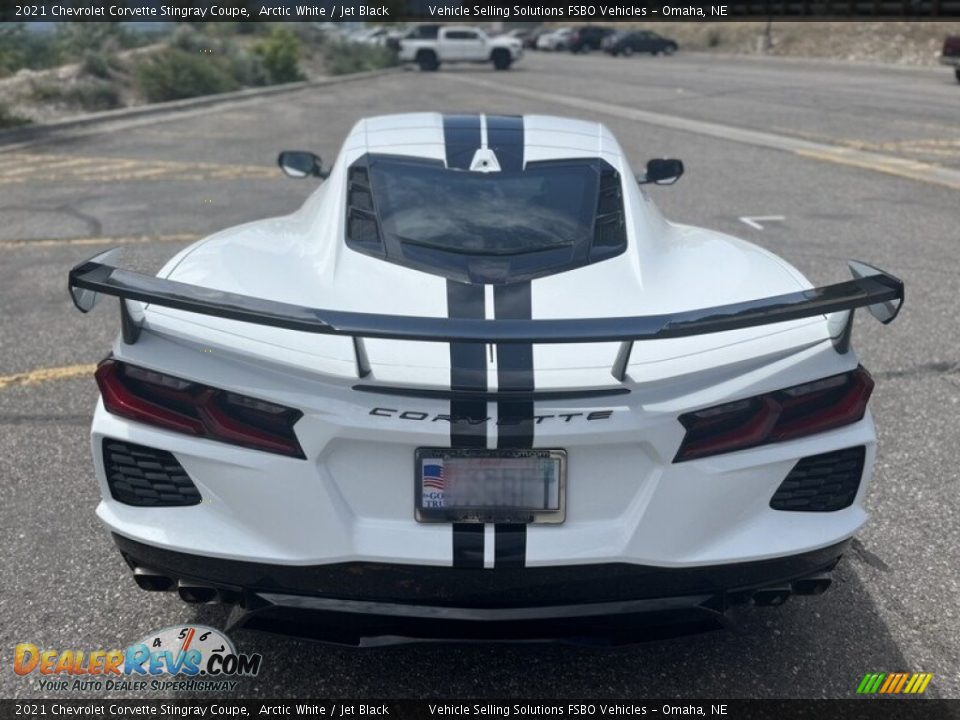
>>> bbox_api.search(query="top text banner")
[5,0,960,21]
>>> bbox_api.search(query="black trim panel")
[114,534,849,645]
[115,534,849,607]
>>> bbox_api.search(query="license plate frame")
[415,448,567,524]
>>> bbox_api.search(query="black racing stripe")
[447,279,487,568]
[486,115,525,173]
[494,282,533,568]
[494,523,527,568]
[447,280,488,449]
[443,114,482,170]
[494,283,534,449]
[452,523,484,569]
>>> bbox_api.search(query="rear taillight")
[95,359,305,458]
[674,367,874,462]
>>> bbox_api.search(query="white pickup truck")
[398,25,523,71]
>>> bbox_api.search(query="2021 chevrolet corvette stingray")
[68,113,903,644]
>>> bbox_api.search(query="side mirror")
[638,158,684,185]
[278,151,326,179]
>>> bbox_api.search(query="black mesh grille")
[770,446,865,512]
[103,439,200,507]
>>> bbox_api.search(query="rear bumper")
[115,534,849,646]
[940,55,960,66]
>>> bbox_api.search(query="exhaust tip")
[792,573,832,596]
[752,586,792,607]
[178,582,219,604]
[133,567,174,592]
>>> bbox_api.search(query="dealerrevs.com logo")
[14,625,261,692]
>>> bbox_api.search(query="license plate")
[415,448,566,524]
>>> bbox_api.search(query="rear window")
[373,160,597,255]
[345,155,627,284]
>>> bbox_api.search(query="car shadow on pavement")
[181,556,910,699]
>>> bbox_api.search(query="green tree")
[253,27,304,84]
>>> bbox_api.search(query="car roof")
[341,113,624,166]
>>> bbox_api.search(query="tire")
[416,50,439,72]
[492,49,512,71]
[663,44,676,56]
[956,67,960,83]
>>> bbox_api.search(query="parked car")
[940,35,960,83]
[603,30,679,57]
[536,28,573,52]
[503,28,535,46]
[351,26,405,48]
[567,26,617,53]
[404,23,440,40]
[524,28,548,49]
[398,25,522,71]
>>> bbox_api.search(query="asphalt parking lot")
[1,50,958,699]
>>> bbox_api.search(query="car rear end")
[91,322,877,644]
[74,113,903,645]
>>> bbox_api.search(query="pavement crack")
[0,413,91,426]
[850,538,891,572]
[873,361,960,381]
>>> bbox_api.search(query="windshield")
[367,158,599,256]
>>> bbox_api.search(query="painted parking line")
[0,152,278,185]
[447,74,960,192]
[0,364,97,391]
[0,233,201,250]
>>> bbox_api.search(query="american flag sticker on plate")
[421,460,445,508]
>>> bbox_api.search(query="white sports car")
[68,113,903,645]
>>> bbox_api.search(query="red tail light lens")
[95,360,305,458]
[674,367,874,462]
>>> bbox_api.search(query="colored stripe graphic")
[857,672,932,694]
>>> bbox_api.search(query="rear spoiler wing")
[68,249,903,381]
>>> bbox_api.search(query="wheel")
[663,44,676,56]
[492,49,512,71]
[416,51,439,72]
[956,67,960,83]
[622,46,634,57]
